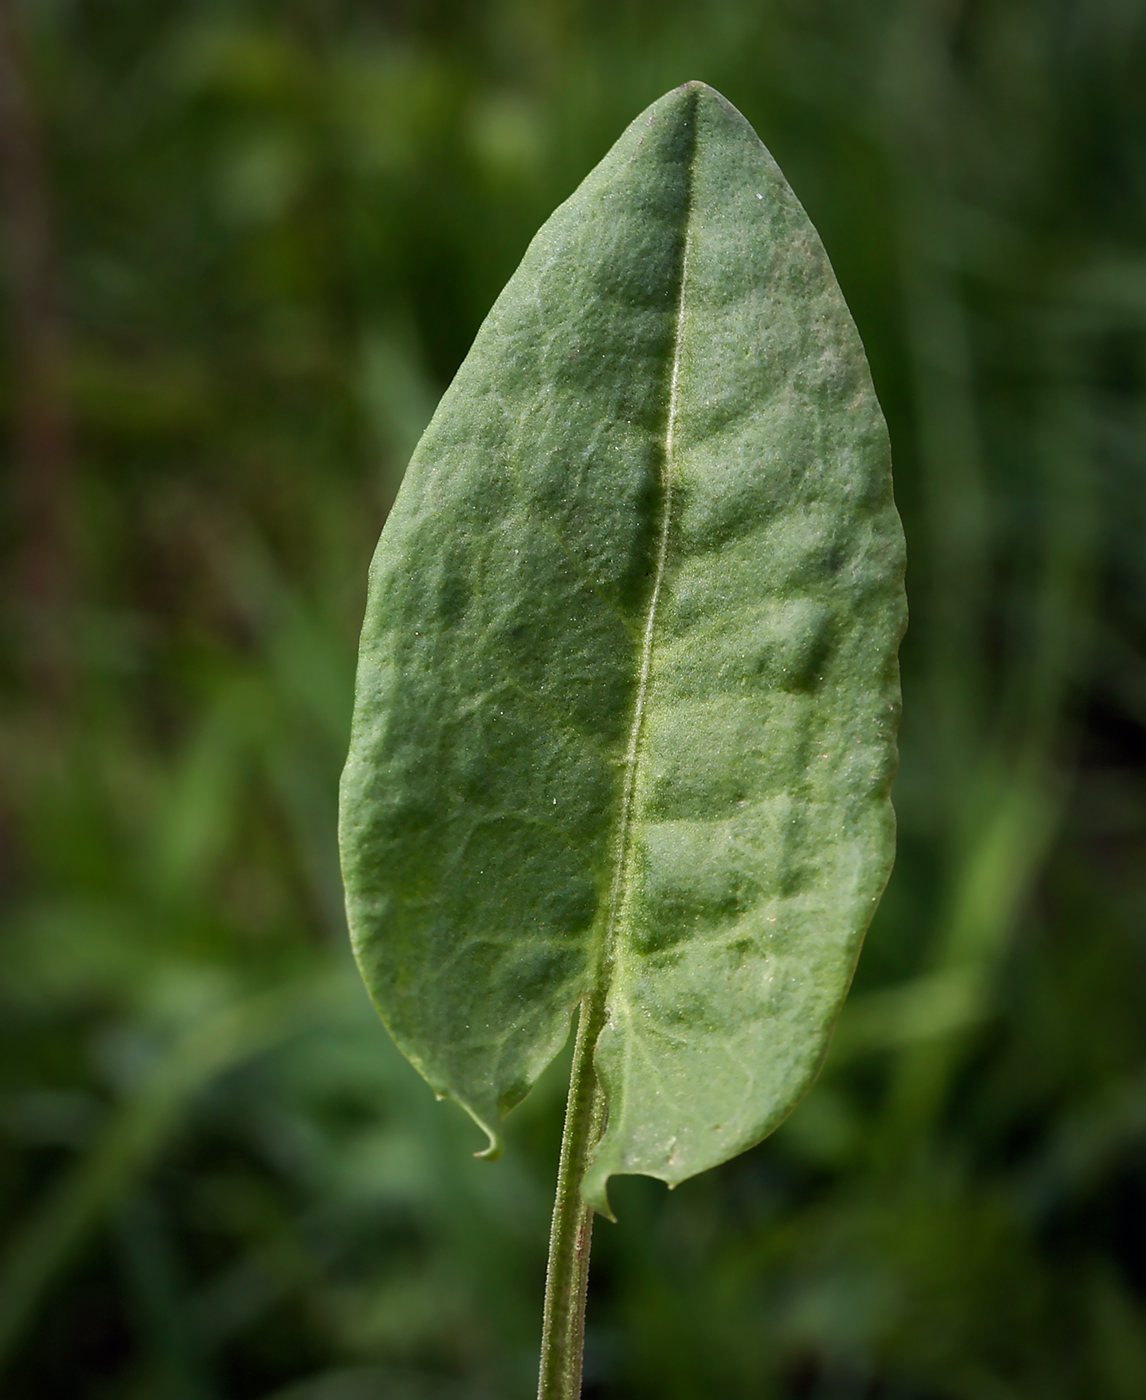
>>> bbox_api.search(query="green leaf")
[339,81,905,1212]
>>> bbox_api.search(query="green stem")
[537,997,606,1400]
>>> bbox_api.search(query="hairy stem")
[537,999,605,1400]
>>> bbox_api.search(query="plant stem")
[537,997,606,1400]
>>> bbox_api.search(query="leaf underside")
[339,81,906,1211]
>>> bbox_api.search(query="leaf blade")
[339,82,905,1199]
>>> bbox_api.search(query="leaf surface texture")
[339,82,905,1206]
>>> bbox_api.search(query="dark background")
[1,1,1145,1396]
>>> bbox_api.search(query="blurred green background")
[0,1,1144,1396]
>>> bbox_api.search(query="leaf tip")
[674,78,728,106]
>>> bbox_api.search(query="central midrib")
[588,111,697,1048]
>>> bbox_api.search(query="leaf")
[339,81,905,1212]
